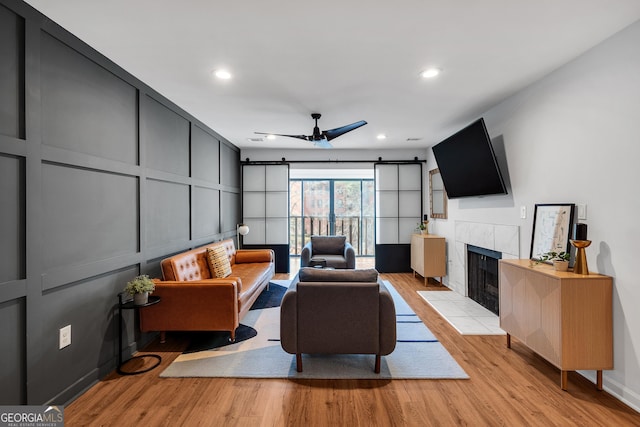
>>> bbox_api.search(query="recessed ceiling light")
[213,69,232,80]
[266,134,276,140]
[377,134,387,140]
[420,68,441,79]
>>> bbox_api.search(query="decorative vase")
[553,260,569,272]
[421,229,428,235]
[133,292,149,305]
[570,239,591,275]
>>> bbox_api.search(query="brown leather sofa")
[139,239,275,342]
[280,267,396,372]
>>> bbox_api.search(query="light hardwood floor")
[66,265,640,426]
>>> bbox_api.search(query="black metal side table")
[117,292,162,375]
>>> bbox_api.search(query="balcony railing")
[290,215,375,256]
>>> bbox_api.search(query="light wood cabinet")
[410,234,446,285]
[499,259,612,390]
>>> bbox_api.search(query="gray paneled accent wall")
[0,0,240,405]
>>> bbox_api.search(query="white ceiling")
[24,1,640,150]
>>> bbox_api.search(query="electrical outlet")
[59,325,71,349]
[520,206,527,219]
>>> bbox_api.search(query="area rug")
[160,280,469,379]
[417,290,505,336]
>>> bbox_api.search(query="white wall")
[430,21,640,410]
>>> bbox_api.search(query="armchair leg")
[375,354,381,373]
[296,354,303,372]
[229,329,236,342]
[160,331,166,344]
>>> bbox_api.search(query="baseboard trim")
[578,370,640,413]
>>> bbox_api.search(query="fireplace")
[467,245,502,315]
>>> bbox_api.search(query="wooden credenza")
[499,259,612,390]
[410,234,446,286]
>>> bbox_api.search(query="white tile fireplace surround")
[448,221,520,296]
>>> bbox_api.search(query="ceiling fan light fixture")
[254,113,367,149]
[213,69,232,80]
[420,68,441,79]
[377,134,387,140]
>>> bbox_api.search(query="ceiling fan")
[255,113,367,148]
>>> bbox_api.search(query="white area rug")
[417,290,505,336]
[160,281,469,379]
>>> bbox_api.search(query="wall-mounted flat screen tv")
[431,118,507,199]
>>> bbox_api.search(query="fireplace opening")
[467,245,502,315]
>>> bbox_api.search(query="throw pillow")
[206,246,232,278]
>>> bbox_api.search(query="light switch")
[577,204,587,220]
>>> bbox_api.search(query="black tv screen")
[432,118,507,199]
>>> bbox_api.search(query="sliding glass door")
[290,179,374,256]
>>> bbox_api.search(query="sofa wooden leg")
[296,354,303,372]
[160,331,166,344]
[375,354,381,373]
[229,329,236,342]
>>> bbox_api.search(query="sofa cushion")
[206,245,232,278]
[311,235,346,255]
[299,267,378,282]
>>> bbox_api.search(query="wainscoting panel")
[221,191,240,235]
[142,95,190,176]
[0,154,25,284]
[191,125,220,183]
[34,265,139,404]
[40,163,138,273]
[221,142,240,188]
[40,32,137,164]
[0,298,25,404]
[192,186,220,239]
[0,5,23,139]
[145,178,190,249]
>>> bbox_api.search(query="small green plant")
[124,274,155,295]
[538,251,570,263]
[417,222,427,230]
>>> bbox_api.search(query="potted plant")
[416,222,428,235]
[538,251,570,271]
[124,274,155,305]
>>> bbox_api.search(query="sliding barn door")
[241,164,290,272]
[374,163,423,272]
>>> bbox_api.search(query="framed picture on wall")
[530,203,576,262]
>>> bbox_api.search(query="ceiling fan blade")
[323,120,367,141]
[254,132,310,141]
[313,138,333,149]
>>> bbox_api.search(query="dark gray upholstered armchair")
[280,268,396,373]
[300,235,356,269]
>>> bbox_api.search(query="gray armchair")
[280,268,396,373]
[300,235,356,269]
